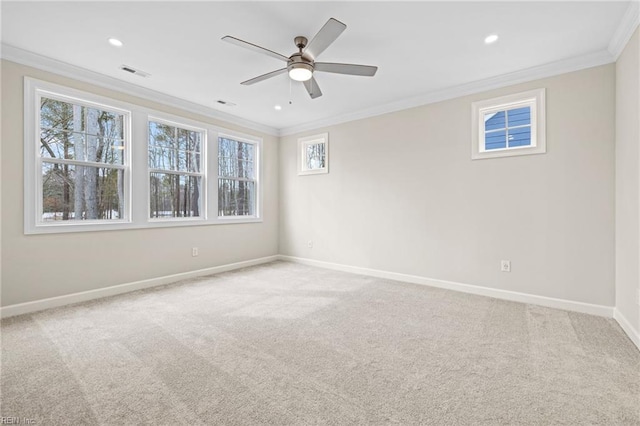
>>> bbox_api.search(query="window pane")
[149,147,200,173]
[507,106,531,127]
[97,138,125,165]
[42,162,124,221]
[218,179,255,216]
[508,126,532,147]
[484,111,505,131]
[177,128,201,152]
[40,129,80,160]
[41,98,73,131]
[219,138,255,164]
[40,98,125,165]
[218,138,237,158]
[218,158,254,179]
[485,130,506,150]
[305,143,326,170]
[149,173,202,218]
[149,122,175,149]
[149,122,202,173]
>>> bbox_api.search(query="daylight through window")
[218,137,258,217]
[26,78,263,234]
[298,133,329,175]
[471,88,545,160]
[40,96,128,222]
[148,120,204,219]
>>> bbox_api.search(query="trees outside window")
[218,137,257,217]
[40,97,126,221]
[26,78,262,234]
[148,120,203,219]
[298,133,328,175]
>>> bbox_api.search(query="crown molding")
[0,43,279,137]
[608,0,640,60]
[0,42,619,139]
[279,49,614,136]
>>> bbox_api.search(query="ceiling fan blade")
[222,36,289,62]
[314,62,378,77]
[241,68,287,85]
[303,77,322,99]
[303,18,347,60]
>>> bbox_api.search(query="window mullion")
[41,157,126,170]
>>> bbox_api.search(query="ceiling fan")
[222,18,378,99]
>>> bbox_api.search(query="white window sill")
[25,217,263,235]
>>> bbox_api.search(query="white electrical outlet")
[192,247,199,257]
[307,240,314,248]
[501,260,511,272]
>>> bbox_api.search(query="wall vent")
[120,65,150,78]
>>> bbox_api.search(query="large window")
[471,88,546,159]
[25,78,263,234]
[38,95,129,223]
[218,136,258,217]
[148,120,204,219]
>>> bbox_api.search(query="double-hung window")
[25,78,262,234]
[36,89,130,225]
[471,88,546,159]
[148,119,204,219]
[218,136,259,217]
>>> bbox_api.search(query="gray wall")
[280,64,616,306]
[1,60,279,306]
[615,28,640,334]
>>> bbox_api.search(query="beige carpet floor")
[1,261,639,425]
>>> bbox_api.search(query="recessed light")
[108,38,123,47]
[484,34,499,44]
[274,105,282,111]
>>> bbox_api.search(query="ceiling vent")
[120,65,150,78]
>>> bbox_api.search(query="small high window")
[298,133,329,175]
[472,88,545,159]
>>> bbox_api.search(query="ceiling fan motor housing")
[288,53,314,72]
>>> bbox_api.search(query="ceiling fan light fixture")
[288,63,313,82]
[484,34,499,44]
[108,37,123,47]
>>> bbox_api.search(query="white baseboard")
[278,255,615,318]
[613,308,640,351]
[6,253,636,352]
[0,255,279,318]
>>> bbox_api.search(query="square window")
[298,133,329,175]
[472,88,545,159]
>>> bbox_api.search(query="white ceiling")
[1,1,631,133]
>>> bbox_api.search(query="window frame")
[25,78,133,233]
[217,132,262,221]
[24,77,263,235]
[471,88,546,160]
[297,133,329,175]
